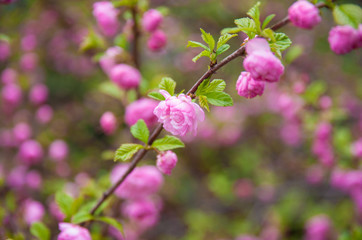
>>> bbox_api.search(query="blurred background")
[0,0,361,239]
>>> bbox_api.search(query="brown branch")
[85,2,330,224]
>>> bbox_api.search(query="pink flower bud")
[21,34,37,52]
[1,68,17,84]
[19,140,43,165]
[125,98,158,127]
[305,215,331,240]
[6,166,27,189]
[93,1,120,37]
[29,84,48,105]
[0,40,10,61]
[319,95,332,110]
[288,0,321,29]
[328,25,358,55]
[99,46,123,75]
[100,111,117,135]
[36,105,54,124]
[20,52,38,71]
[244,38,284,82]
[49,140,69,161]
[122,198,159,228]
[351,138,362,158]
[1,83,22,106]
[315,122,332,140]
[13,122,32,143]
[236,71,265,98]
[154,90,205,136]
[156,151,178,175]
[142,9,163,32]
[23,199,45,225]
[110,64,141,90]
[26,170,42,189]
[58,223,91,240]
[111,164,163,199]
[147,30,167,52]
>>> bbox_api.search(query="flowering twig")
[85,1,330,224]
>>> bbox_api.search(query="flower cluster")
[142,9,167,52]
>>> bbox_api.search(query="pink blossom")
[100,111,117,135]
[111,164,163,199]
[355,24,362,49]
[29,83,49,105]
[6,166,27,189]
[288,0,321,29]
[306,165,324,184]
[26,170,42,189]
[236,235,259,240]
[147,30,167,52]
[156,151,178,175]
[280,120,302,146]
[305,215,331,240]
[236,71,265,98]
[93,1,120,37]
[154,90,205,136]
[0,40,10,61]
[99,46,123,75]
[13,122,32,143]
[49,140,69,161]
[21,34,37,51]
[122,198,159,228]
[244,38,284,82]
[1,68,17,84]
[49,201,65,222]
[19,140,44,165]
[351,138,362,158]
[318,96,332,110]
[125,98,158,127]
[58,223,91,240]
[142,9,163,32]
[36,105,54,124]
[23,199,45,225]
[110,64,141,90]
[328,25,358,55]
[1,83,22,106]
[234,179,254,199]
[20,52,38,71]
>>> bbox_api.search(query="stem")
[131,6,140,69]
[85,2,330,223]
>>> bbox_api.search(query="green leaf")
[114,144,143,161]
[333,4,362,29]
[195,79,210,96]
[262,28,275,41]
[112,0,137,7]
[247,2,261,30]
[270,32,292,54]
[159,77,176,96]
[0,34,10,43]
[79,30,105,52]
[262,14,276,29]
[198,95,210,112]
[152,135,185,151]
[200,28,215,51]
[148,92,165,101]
[216,44,230,55]
[30,222,50,240]
[187,41,210,51]
[285,45,304,64]
[192,50,210,62]
[72,211,94,224]
[204,92,233,107]
[196,79,226,96]
[114,33,129,49]
[217,33,237,49]
[130,120,149,144]
[221,27,242,35]
[55,192,74,219]
[234,18,257,37]
[96,216,123,234]
[98,82,124,99]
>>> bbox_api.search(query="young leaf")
[198,95,210,112]
[234,18,257,37]
[204,92,233,107]
[247,1,261,29]
[72,211,94,224]
[333,4,362,29]
[159,77,176,96]
[30,222,50,240]
[96,216,123,234]
[262,28,275,41]
[187,40,210,51]
[192,50,210,62]
[148,92,165,101]
[55,192,74,219]
[207,79,226,92]
[200,28,215,51]
[270,32,292,53]
[262,14,276,29]
[152,135,185,151]
[216,44,230,55]
[221,27,242,35]
[195,79,210,96]
[114,144,143,161]
[130,119,149,144]
[217,33,237,49]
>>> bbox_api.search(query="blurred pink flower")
[23,199,45,225]
[100,111,117,135]
[125,98,158,127]
[288,0,321,29]
[19,140,44,165]
[110,64,141,90]
[142,9,163,32]
[57,223,91,240]
[157,151,178,175]
[29,83,49,105]
[147,30,167,52]
[36,105,54,124]
[93,1,120,37]
[49,139,69,162]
